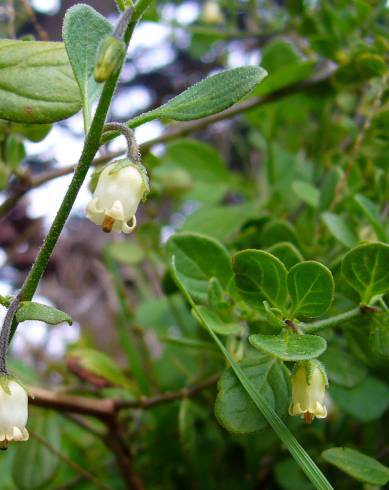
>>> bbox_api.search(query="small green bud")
[94,36,126,83]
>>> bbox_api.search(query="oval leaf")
[215,353,290,433]
[321,447,389,486]
[63,4,113,126]
[130,66,267,125]
[321,212,357,248]
[0,40,81,123]
[320,347,367,388]
[287,261,334,318]
[341,242,389,304]
[233,250,288,312]
[167,232,232,302]
[16,302,72,325]
[249,333,327,361]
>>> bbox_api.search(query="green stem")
[300,307,362,334]
[9,1,152,339]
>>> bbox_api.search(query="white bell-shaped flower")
[0,379,29,446]
[86,160,147,234]
[289,361,327,424]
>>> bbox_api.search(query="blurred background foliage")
[0,0,388,489]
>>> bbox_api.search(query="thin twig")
[30,430,111,490]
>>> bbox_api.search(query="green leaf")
[0,40,81,123]
[341,242,389,304]
[104,242,145,265]
[129,66,267,126]
[12,410,61,490]
[68,348,131,388]
[158,139,230,204]
[287,261,334,318]
[233,250,288,311]
[63,4,113,129]
[249,332,327,361]
[215,352,290,433]
[354,194,387,242]
[275,458,314,490]
[181,201,260,241]
[330,376,389,422]
[5,135,25,170]
[369,313,389,359]
[167,232,232,302]
[268,242,304,270]
[320,347,367,387]
[263,300,285,329]
[261,220,300,249]
[321,448,389,486]
[321,212,357,248]
[193,305,244,336]
[292,180,320,208]
[16,302,72,325]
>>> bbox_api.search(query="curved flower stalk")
[86,159,148,234]
[289,360,328,424]
[0,377,29,448]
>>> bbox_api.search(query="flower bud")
[289,361,327,424]
[86,159,148,234]
[94,36,126,83]
[0,377,29,448]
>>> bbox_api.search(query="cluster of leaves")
[0,0,389,489]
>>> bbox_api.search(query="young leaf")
[0,40,81,123]
[193,305,244,336]
[104,242,145,265]
[129,66,267,126]
[249,332,327,361]
[321,212,357,248]
[354,194,387,242]
[341,242,389,304]
[63,4,113,129]
[321,448,389,486]
[16,302,72,325]
[287,261,334,318]
[214,352,290,433]
[233,250,288,312]
[167,232,232,302]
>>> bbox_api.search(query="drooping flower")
[0,377,29,448]
[86,160,148,234]
[289,361,327,424]
[202,1,225,24]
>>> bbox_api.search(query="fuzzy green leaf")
[167,232,232,302]
[287,261,334,318]
[321,212,357,248]
[63,4,113,128]
[322,448,389,486]
[129,66,267,126]
[233,250,288,312]
[215,353,290,433]
[193,305,243,336]
[341,242,389,304]
[0,40,81,123]
[16,302,72,325]
[249,332,327,361]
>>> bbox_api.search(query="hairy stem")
[7,4,153,340]
[300,307,364,333]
